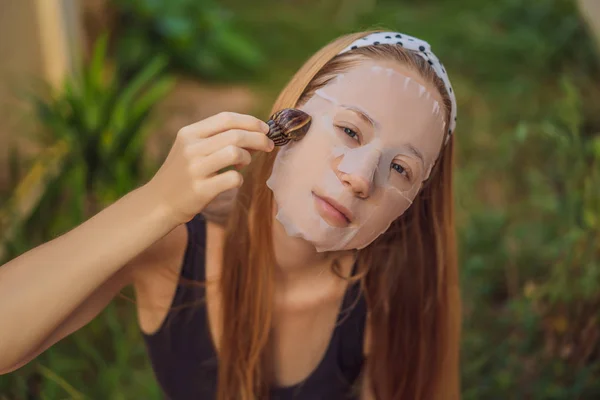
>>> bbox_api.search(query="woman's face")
[267,60,446,252]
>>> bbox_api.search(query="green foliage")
[112,0,264,81]
[460,76,600,399]
[3,34,174,259]
[1,34,174,399]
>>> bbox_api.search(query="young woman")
[0,30,461,399]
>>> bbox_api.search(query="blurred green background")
[1,0,600,398]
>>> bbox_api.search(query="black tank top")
[142,214,367,399]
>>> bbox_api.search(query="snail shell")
[266,108,312,146]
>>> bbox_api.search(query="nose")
[341,173,372,198]
[335,147,381,199]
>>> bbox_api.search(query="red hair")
[218,31,461,400]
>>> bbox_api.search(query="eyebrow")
[341,104,381,130]
[404,144,425,167]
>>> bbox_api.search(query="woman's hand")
[145,111,274,226]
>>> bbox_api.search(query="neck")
[270,212,355,284]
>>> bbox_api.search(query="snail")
[266,108,312,146]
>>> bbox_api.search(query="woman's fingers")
[185,129,274,158]
[191,145,253,177]
[196,170,244,205]
[179,112,270,139]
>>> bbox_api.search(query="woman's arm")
[1,260,136,373]
[0,185,175,373]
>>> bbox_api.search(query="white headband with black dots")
[339,31,457,142]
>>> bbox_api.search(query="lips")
[321,196,353,223]
[312,192,354,226]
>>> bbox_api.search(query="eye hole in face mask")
[391,161,412,181]
[335,124,416,184]
[333,108,372,145]
[388,159,418,193]
[335,125,362,145]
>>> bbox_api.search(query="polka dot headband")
[339,31,457,142]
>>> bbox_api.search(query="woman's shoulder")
[129,212,225,282]
[128,221,189,284]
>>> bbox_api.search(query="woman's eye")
[342,127,359,142]
[391,162,409,178]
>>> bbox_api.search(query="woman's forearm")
[0,184,176,369]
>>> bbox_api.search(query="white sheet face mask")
[266,61,446,252]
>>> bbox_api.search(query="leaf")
[514,122,529,143]
[117,55,169,107]
[103,68,173,167]
[108,55,169,133]
[592,137,600,160]
[37,363,87,400]
[86,33,109,94]
[130,75,175,121]
[213,29,264,70]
